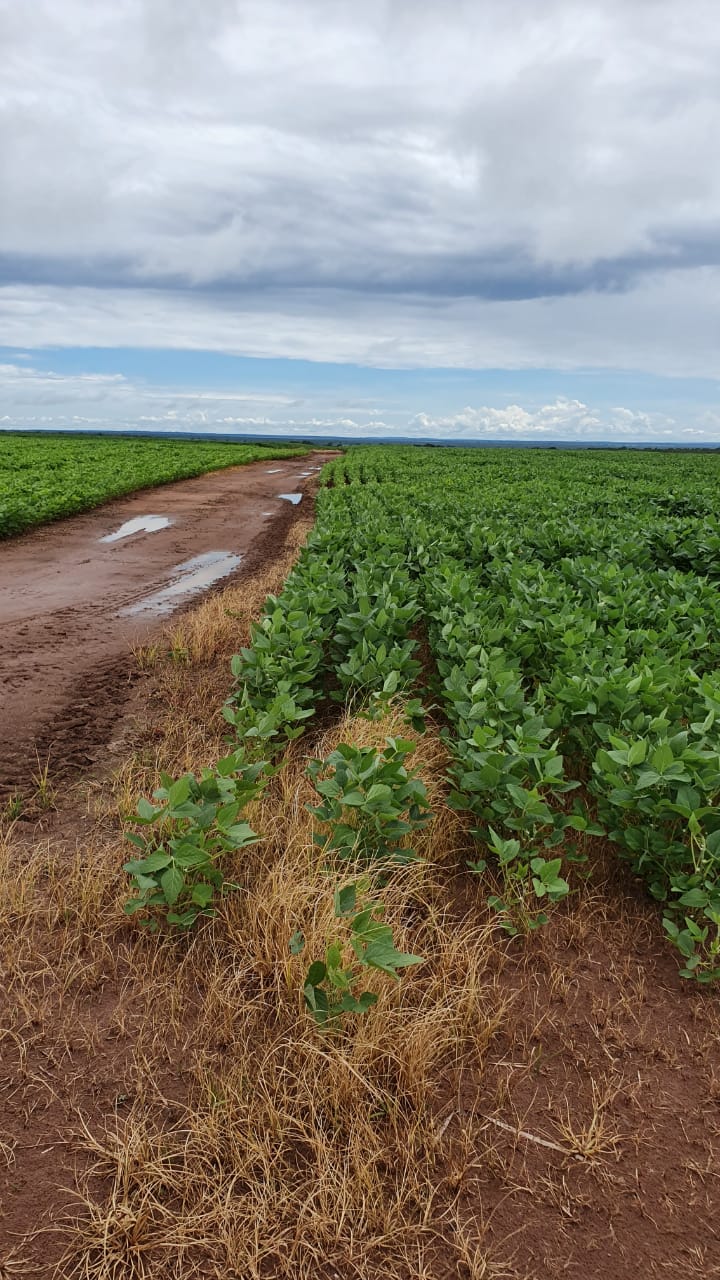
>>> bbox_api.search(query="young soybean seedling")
[306,738,432,867]
[123,749,267,930]
[468,826,569,936]
[291,880,423,1029]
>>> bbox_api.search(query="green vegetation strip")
[0,432,309,538]
[127,445,720,992]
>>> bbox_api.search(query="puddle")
[121,551,242,617]
[278,493,303,505]
[266,468,284,474]
[101,515,172,543]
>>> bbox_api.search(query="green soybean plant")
[663,906,720,983]
[306,737,432,866]
[291,879,423,1029]
[468,826,570,937]
[123,749,267,930]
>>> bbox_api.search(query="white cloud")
[413,400,596,435]
[0,360,128,405]
[412,398,678,438]
[0,360,715,441]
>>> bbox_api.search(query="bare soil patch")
[0,452,337,800]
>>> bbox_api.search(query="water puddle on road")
[278,493,303,505]
[100,515,172,543]
[121,551,242,617]
[266,468,285,474]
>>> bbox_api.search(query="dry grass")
[45,708,516,1280]
[107,512,316,801]
[0,518,516,1278]
[3,680,676,1279]
[3,519,720,1279]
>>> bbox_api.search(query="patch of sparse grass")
[2,792,24,824]
[2,687,519,1279]
[0,754,57,830]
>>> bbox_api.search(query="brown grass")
[83,711,517,1278]
[3,521,720,1280]
[0,515,514,1278]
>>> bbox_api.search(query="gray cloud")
[2,3,720,288]
[0,0,719,375]
[2,270,720,379]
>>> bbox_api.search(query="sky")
[1,0,719,443]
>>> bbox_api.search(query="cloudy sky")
[1,0,719,442]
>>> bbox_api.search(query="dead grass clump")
[107,513,315,800]
[42,709,513,1279]
[0,832,127,1027]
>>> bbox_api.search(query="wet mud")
[0,452,336,796]
[121,551,244,617]
[100,514,173,542]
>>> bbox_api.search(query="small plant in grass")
[663,910,720,982]
[31,752,56,812]
[123,749,267,930]
[291,879,423,1028]
[131,641,161,671]
[2,792,24,824]
[468,826,570,936]
[223,682,316,751]
[362,690,429,733]
[168,642,190,664]
[306,738,432,865]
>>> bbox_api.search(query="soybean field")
[217,445,720,981]
[0,432,308,538]
[10,443,720,1278]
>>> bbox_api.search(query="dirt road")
[0,452,336,796]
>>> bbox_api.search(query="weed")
[469,826,569,936]
[2,792,24,823]
[30,751,56,812]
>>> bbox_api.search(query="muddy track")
[0,452,337,798]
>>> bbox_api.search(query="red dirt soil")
[0,452,336,798]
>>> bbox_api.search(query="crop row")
[124,445,720,983]
[0,433,308,537]
[219,447,720,978]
